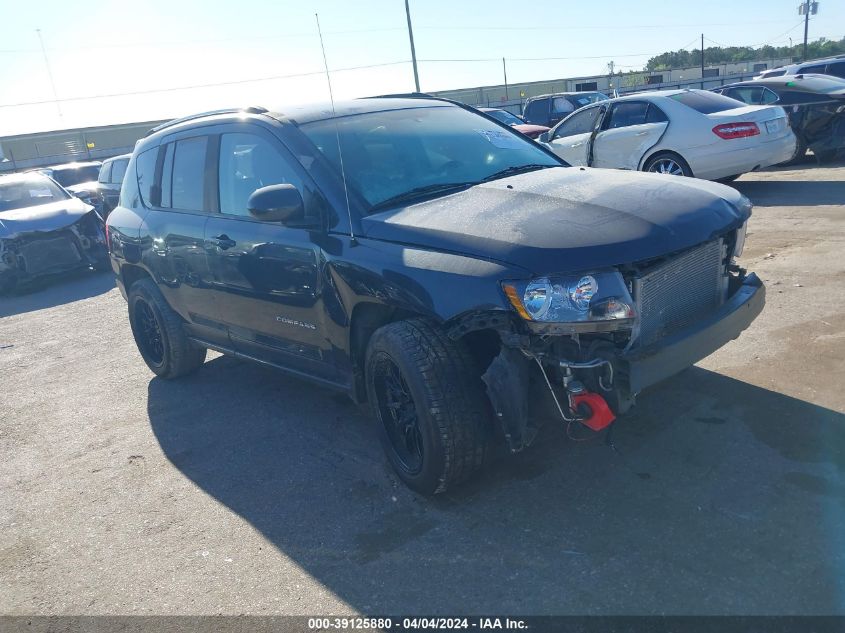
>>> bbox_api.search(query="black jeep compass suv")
[106,96,764,494]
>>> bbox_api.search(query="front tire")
[127,278,206,379]
[365,319,489,495]
[643,152,694,177]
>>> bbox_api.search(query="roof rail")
[369,92,435,99]
[145,106,268,137]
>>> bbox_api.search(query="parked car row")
[757,54,845,80]
[28,154,131,219]
[535,88,796,182]
[105,96,762,494]
[714,74,845,163]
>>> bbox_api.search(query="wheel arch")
[121,262,153,292]
[639,149,694,177]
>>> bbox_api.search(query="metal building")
[0,120,166,173]
[430,57,795,114]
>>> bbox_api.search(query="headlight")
[503,271,635,324]
[733,221,747,258]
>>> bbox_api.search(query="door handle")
[211,234,236,249]
[571,142,585,148]
[636,131,649,136]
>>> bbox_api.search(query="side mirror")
[538,131,551,143]
[248,184,304,224]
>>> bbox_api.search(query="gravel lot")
[1,161,844,615]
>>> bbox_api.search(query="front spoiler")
[621,273,765,394]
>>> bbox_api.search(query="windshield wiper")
[481,163,559,183]
[369,181,477,212]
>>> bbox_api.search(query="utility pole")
[799,1,820,61]
[502,57,509,101]
[405,0,421,92]
[35,29,62,118]
[701,33,705,89]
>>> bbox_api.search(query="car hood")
[0,197,94,239]
[361,167,749,274]
[66,181,101,194]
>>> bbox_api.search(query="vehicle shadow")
[147,359,845,614]
[733,178,845,207]
[0,270,115,318]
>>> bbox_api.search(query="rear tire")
[643,152,694,177]
[365,318,489,495]
[127,278,206,379]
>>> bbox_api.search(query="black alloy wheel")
[371,353,424,475]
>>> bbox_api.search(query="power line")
[414,20,799,31]
[0,60,411,109]
[419,52,655,63]
[753,19,810,48]
[0,27,407,54]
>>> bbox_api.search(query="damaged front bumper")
[481,271,765,452]
[0,214,108,292]
[623,272,764,394]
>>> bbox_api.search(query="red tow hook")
[571,392,616,431]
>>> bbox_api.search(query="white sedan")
[538,89,797,181]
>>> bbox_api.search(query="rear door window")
[668,91,746,113]
[605,102,649,129]
[799,64,828,75]
[162,137,209,211]
[826,61,845,79]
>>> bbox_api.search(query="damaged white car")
[0,172,109,293]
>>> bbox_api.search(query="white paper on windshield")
[475,129,526,150]
[29,189,53,198]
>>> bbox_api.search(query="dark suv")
[107,97,764,494]
[523,91,609,127]
[96,154,131,217]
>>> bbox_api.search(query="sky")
[1,0,842,136]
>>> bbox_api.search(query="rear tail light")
[712,122,760,139]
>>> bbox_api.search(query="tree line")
[645,36,845,71]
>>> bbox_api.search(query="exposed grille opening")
[630,239,727,348]
[20,234,81,275]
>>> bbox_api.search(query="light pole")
[405,0,421,92]
[36,29,62,118]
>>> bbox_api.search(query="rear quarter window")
[135,147,159,207]
[98,163,111,184]
[111,159,129,184]
[669,91,746,114]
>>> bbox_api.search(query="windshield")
[0,176,69,212]
[50,165,101,187]
[300,105,561,210]
[484,109,524,126]
[668,90,746,113]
